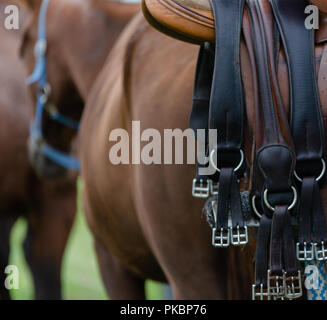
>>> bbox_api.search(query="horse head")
[18,0,139,179]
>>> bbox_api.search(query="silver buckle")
[230,225,248,246]
[192,178,210,198]
[210,181,218,195]
[296,242,314,261]
[283,271,302,300]
[314,241,327,261]
[267,270,284,298]
[252,284,270,300]
[212,227,230,247]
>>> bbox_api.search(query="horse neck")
[54,0,139,101]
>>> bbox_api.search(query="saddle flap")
[143,0,327,44]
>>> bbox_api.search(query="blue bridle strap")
[27,0,80,171]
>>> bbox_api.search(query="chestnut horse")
[78,13,255,299]
[3,0,138,299]
[20,1,252,298]
[22,5,327,299]
[79,10,327,299]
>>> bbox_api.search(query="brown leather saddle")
[143,0,327,300]
[143,0,327,43]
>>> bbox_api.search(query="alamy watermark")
[4,265,19,290]
[305,5,319,29]
[3,5,19,30]
[0,4,321,31]
[109,121,219,175]
[305,264,320,290]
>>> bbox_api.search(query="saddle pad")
[142,0,327,44]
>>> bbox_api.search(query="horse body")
[80,10,327,299]
[80,13,255,299]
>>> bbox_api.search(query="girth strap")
[190,45,215,198]
[209,0,247,247]
[271,0,327,261]
[209,0,245,150]
[247,0,299,299]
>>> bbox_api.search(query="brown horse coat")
[0,0,78,299]
[80,9,327,299]
[80,13,255,299]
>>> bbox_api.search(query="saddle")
[142,0,327,300]
[143,0,327,43]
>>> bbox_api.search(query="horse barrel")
[143,0,327,300]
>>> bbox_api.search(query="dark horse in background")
[0,0,74,299]
[1,0,138,299]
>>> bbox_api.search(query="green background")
[8,181,164,300]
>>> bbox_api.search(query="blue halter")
[27,0,80,171]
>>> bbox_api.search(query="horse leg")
[133,162,251,299]
[23,181,77,300]
[0,215,18,300]
[94,237,146,300]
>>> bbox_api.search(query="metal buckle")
[34,38,47,58]
[296,242,314,261]
[267,270,284,298]
[212,227,230,247]
[252,284,270,300]
[283,271,302,300]
[192,178,210,198]
[230,225,248,246]
[210,181,218,195]
[314,241,327,261]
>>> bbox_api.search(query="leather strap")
[208,0,246,236]
[255,214,271,287]
[271,0,327,247]
[209,0,245,152]
[190,44,215,183]
[247,0,297,286]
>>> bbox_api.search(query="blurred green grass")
[8,180,164,300]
